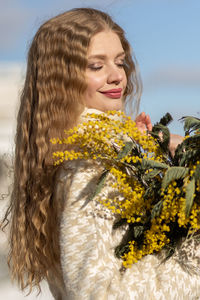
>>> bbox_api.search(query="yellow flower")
[51,110,200,268]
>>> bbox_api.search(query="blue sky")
[1,0,200,135]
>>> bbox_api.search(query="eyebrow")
[88,51,125,60]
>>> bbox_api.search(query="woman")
[2,8,200,300]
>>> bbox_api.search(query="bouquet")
[51,111,200,268]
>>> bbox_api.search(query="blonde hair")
[2,8,141,291]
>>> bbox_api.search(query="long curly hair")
[2,8,142,291]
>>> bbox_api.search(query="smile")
[100,88,122,99]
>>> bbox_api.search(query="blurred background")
[0,0,200,298]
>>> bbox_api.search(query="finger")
[135,112,145,123]
[145,115,153,131]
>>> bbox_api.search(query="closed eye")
[87,64,103,71]
[116,57,125,67]
[117,63,125,68]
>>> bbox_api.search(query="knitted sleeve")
[58,160,200,300]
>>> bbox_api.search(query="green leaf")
[185,178,195,218]
[183,134,200,147]
[150,131,160,140]
[117,141,134,160]
[151,123,171,153]
[173,141,187,165]
[113,218,127,230]
[143,186,153,199]
[151,200,163,219]
[124,166,136,176]
[179,149,200,166]
[119,161,138,175]
[194,164,200,181]
[159,113,173,126]
[115,244,130,258]
[162,166,189,190]
[142,159,169,170]
[133,226,144,238]
[143,169,161,180]
[88,170,109,202]
[180,116,200,135]
[152,113,173,128]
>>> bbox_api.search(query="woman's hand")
[135,112,183,156]
[135,112,153,132]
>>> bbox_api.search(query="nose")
[107,64,124,85]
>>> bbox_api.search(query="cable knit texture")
[48,109,200,300]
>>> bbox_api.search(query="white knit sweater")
[48,109,200,300]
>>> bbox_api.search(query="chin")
[104,102,123,112]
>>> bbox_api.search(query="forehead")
[87,31,124,57]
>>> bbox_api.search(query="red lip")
[101,88,122,93]
[100,88,123,99]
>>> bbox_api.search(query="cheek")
[123,70,127,86]
[86,74,106,93]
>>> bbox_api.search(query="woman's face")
[84,31,127,111]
